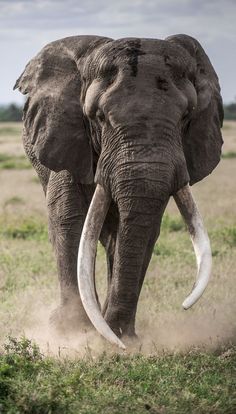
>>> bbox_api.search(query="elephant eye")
[96,109,105,125]
[99,64,118,84]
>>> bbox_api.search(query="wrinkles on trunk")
[95,123,188,195]
[104,192,168,337]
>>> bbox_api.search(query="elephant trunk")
[103,196,166,337]
[174,184,212,309]
[77,184,126,350]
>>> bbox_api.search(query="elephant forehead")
[95,38,195,81]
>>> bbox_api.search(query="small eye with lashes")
[96,109,105,125]
[99,64,118,82]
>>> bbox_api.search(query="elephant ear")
[166,34,224,185]
[14,36,111,184]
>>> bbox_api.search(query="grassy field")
[0,122,235,413]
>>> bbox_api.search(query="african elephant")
[14,34,223,349]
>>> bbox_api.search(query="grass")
[0,153,31,169]
[0,216,48,241]
[153,241,173,257]
[4,196,25,207]
[222,151,236,159]
[216,226,236,248]
[0,239,56,317]
[161,213,185,232]
[0,125,22,136]
[152,214,186,256]
[0,337,235,414]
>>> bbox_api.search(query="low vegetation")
[0,125,22,136]
[0,337,235,414]
[0,216,48,241]
[222,151,236,159]
[224,102,236,121]
[161,213,185,232]
[0,104,22,122]
[0,153,31,170]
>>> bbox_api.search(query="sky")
[0,0,235,105]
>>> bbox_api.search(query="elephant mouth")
[77,183,212,349]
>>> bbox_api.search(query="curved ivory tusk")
[174,184,212,310]
[77,184,126,350]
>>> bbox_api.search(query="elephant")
[14,34,223,349]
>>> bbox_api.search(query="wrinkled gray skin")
[15,34,223,337]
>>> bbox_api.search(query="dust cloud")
[136,303,236,354]
[3,291,235,358]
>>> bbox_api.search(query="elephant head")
[15,34,223,349]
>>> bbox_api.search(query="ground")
[0,122,235,413]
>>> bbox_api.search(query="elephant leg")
[47,170,94,332]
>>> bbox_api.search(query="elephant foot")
[49,296,93,334]
[121,332,140,346]
[105,311,137,339]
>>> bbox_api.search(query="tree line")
[0,102,236,122]
[0,104,23,122]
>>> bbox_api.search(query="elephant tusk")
[77,184,126,350]
[174,184,212,310]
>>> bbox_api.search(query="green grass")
[161,213,185,232]
[210,225,236,249]
[0,243,54,292]
[0,216,48,241]
[4,196,25,207]
[0,239,56,326]
[0,153,31,169]
[152,214,186,256]
[0,337,235,414]
[153,241,172,257]
[222,151,236,159]
[218,226,236,247]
